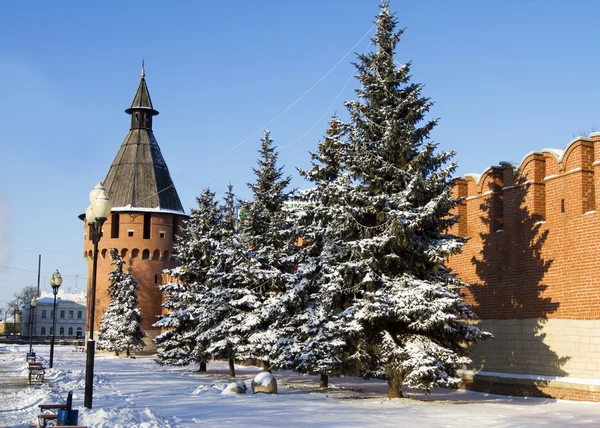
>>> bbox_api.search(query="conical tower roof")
[102,69,184,214]
[125,70,159,116]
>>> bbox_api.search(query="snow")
[2,344,599,427]
[253,371,274,385]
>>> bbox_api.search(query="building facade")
[21,292,86,339]
[81,69,186,349]
[448,134,600,401]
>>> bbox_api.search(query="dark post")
[49,270,62,369]
[49,294,58,367]
[84,217,105,409]
[83,182,111,410]
[28,297,37,359]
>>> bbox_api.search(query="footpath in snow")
[1,344,599,427]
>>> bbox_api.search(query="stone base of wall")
[459,371,600,402]
[470,318,600,380]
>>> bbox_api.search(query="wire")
[279,39,375,150]
[215,24,376,161]
[0,265,86,280]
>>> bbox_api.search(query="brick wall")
[448,134,600,400]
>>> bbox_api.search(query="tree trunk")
[388,374,403,398]
[320,373,328,388]
[229,357,235,377]
[262,360,271,372]
[115,350,119,357]
[126,348,130,358]
[199,361,207,372]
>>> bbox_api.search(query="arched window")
[132,248,140,259]
[68,327,73,336]
[142,249,150,260]
[121,248,128,258]
[152,250,160,260]
[76,327,83,339]
[50,327,54,335]
[162,250,169,261]
[101,248,108,259]
[41,327,46,335]
[59,327,64,335]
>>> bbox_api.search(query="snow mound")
[222,381,248,395]
[253,372,274,386]
[192,383,227,395]
[80,407,174,427]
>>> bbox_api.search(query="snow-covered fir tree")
[229,130,297,370]
[291,1,490,397]
[273,117,357,387]
[97,249,145,356]
[198,184,244,377]
[153,187,222,370]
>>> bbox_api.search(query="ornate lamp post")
[28,296,37,360]
[84,182,111,409]
[49,270,63,368]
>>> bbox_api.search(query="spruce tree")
[295,1,489,397]
[273,117,356,387]
[97,249,145,356]
[230,130,296,370]
[153,187,222,370]
[200,184,243,377]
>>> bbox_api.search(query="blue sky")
[1,0,600,309]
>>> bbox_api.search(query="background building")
[21,291,86,339]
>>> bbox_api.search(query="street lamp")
[84,182,111,409]
[49,270,63,368]
[28,296,37,360]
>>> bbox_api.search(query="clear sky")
[1,0,599,309]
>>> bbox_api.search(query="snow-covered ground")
[1,344,599,427]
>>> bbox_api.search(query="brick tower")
[82,68,187,349]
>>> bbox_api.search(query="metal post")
[49,293,58,368]
[85,219,103,409]
[28,304,35,357]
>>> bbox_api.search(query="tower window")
[561,199,565,213]
[128,230,134,237]
[111,213,120,238]
[143,213,151,239]
[159,231,166,239]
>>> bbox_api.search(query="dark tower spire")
[102,69,184,212]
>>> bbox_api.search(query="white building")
[21,291,86,339]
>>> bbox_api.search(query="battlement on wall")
[451,133,600,239]
[448,132,600,321]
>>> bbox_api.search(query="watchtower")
[82,68,187,348]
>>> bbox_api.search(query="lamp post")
[84,182,111,409]
[28,296,37,359]
[49,270,63,368]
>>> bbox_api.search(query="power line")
[215,24,376,161]
[279,39,375,150]
[0,265,86,280]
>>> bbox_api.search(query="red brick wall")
[448,136,600,321]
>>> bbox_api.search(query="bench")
[38,391,87,427]
[28,362,45,385]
